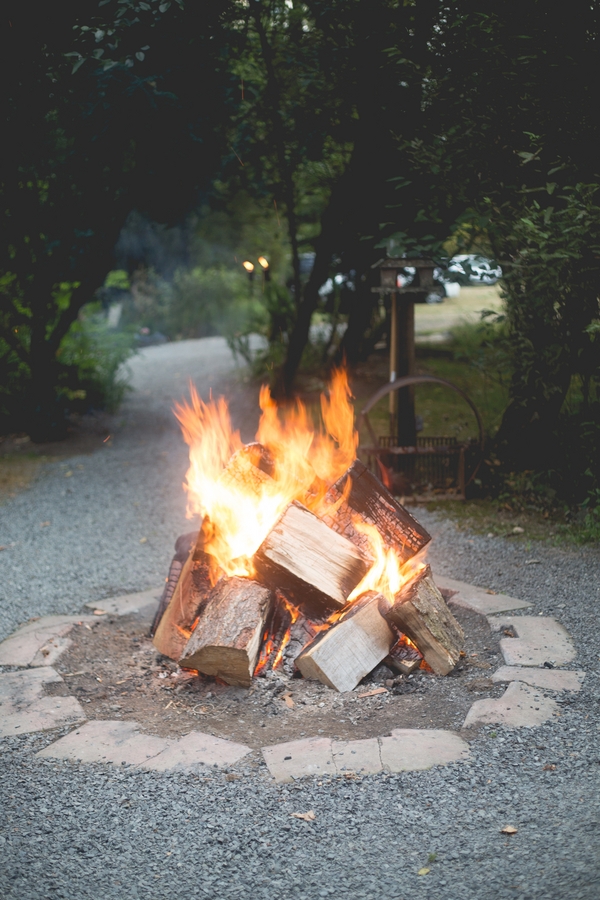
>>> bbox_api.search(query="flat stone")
[147,732,251,771]
[0,666,62,703]
[37,720,170,766]
[463,680,559,728]
[0,667,86,736]
[85,588,161,617]
[488,615,576,666]
[37,720,252,771]
[491,665,585,692]
[332,739,382,776]
[0,615,97,667]
[434,574,531,615]
[262,737,335,783]
[379,729,470,772]
[1,696,87,736]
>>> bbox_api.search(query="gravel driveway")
[1,337,599,900]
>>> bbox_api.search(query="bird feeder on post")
[371,257,436,448]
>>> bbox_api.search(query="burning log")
[152,532,214,661]
[179,576,272,687]
[319,460,430,565]
[383,565,464,675]
[295,591,395,692]
[254,501,370,614]
[219,442,275,494]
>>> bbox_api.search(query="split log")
[295,591,395,692]
[152,535,214,661]
[179,576,273,687]
[383,564,464,675]
[254,500,369,614]
[386,640,422,675]
[318,460,431,565]
[150,531,199,637]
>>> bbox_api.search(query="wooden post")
[395,295,416,447]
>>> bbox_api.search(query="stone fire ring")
[0,578,584,783]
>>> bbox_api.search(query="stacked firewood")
[151,449,464,691]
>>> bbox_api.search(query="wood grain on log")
[295,591,394,692]
[318,460,431,564]
[152,542,214,661]
[384,565,464,675]
[254,501,369,614]
[179,576,272,687]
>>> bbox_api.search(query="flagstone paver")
[491,665,585,692]
[434,574,531,615]
[84,588,161,617]
[0,614,98,667]
[262,737,336,782]
[332,738,382,776]
[37,720,170,766]
[37,719,252,770]
[147,731,251,771]
[463,680,559,728]
[379,728,470,772]
[0,667,86,736]
[488,615,576,667]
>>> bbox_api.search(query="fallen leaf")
[93,609,107,616]
[501,825,518,834]
[282,693,295,709]
[139,537,148,544]
[543,764,556,771]
[291,811,316,822]
[417,867,430,876]
[40,521,51,527]
[358,687,388,698]
[512,526,524,534]
[65,471,73,478]
[485,589,497,595]
[226,773,241,782]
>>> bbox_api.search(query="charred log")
[318,460,430,565]
[384,564,464,675]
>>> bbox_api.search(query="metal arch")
[358,375,485,487]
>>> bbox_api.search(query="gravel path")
[1,338,599,899]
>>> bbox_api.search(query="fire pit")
[150,370,464,693]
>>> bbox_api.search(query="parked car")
[444,255,502,285]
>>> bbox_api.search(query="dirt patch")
[51,601,504,749]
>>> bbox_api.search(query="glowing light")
[242,260,255,272]
[257,256,269,269]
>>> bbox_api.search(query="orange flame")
[347,520,425,605]
[174,368,357,578]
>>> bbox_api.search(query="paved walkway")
[1,338,599,900]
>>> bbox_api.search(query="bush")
[57,303,136,412]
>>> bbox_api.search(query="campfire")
[150,370,464,692]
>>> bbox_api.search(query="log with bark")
[295,591,395,692]
[318,460,431,564]
[152,531,215,661]
[383,564,464,675]
[179,576,273,687]
[150,531,199,637]
[254,500,370,615]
